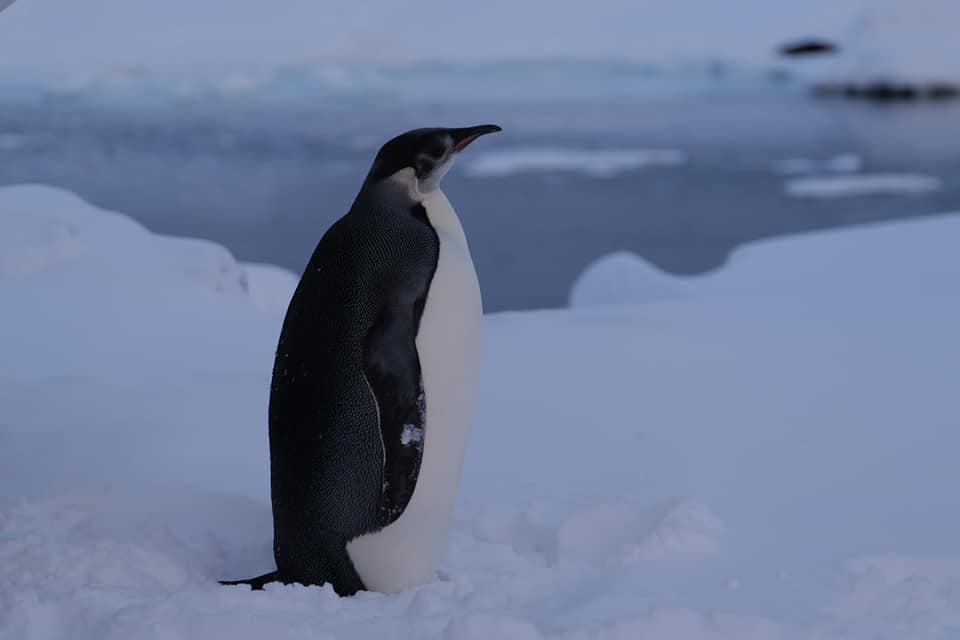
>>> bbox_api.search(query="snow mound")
[0,205,87,279]
[0,184,280,378]
[785,174,942,198]
[464,148,686,179]
[774,153,862,176]
[241,262,299,318]
[569,251,686,307]
[0,185,247,291]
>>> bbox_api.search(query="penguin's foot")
[219,570,280,590]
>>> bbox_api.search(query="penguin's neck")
[372,168,469,248]
[420,189,468,248]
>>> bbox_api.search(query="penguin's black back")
[267,188,439,595]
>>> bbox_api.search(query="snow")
[2,184,960,639]
[0,185,280,379]
[785,173,942,198]
[445,614,542,640]
[568,252,688,307]
[240,262,300,319]
[464,149,686,179]
[401,424,425,446]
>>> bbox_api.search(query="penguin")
[222,124,501,595]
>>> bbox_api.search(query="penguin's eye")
[414,155,435,178]
[425,141,446,159]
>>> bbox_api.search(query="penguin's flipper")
[362,301,427,527]
[219,570,281,590]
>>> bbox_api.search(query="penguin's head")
[363,125,501,197]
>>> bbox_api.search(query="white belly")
[347,190,482,592]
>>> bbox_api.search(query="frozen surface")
[464,148,686,179]
[785,173,942,198]
[2,185,959,639]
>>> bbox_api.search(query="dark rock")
[779,40,839,57]
[815,82,959,102]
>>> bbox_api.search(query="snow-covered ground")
[2,184,959,639]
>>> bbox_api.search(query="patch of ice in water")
[0,133,30,151]
[825,153,863,173]
[785,173,942,198]
[774,153,862,176]
[464,148,686,179]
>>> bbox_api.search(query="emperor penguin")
[222,125,501,595]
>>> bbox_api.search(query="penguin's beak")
[451,124,502,153]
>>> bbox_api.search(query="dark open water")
[2,94,959,310]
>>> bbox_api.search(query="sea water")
[1,92,957,311]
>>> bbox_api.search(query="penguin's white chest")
[347,190,482,592]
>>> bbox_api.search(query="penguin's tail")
[219,570,281,590]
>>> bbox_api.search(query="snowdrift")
[0,185,297,379]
